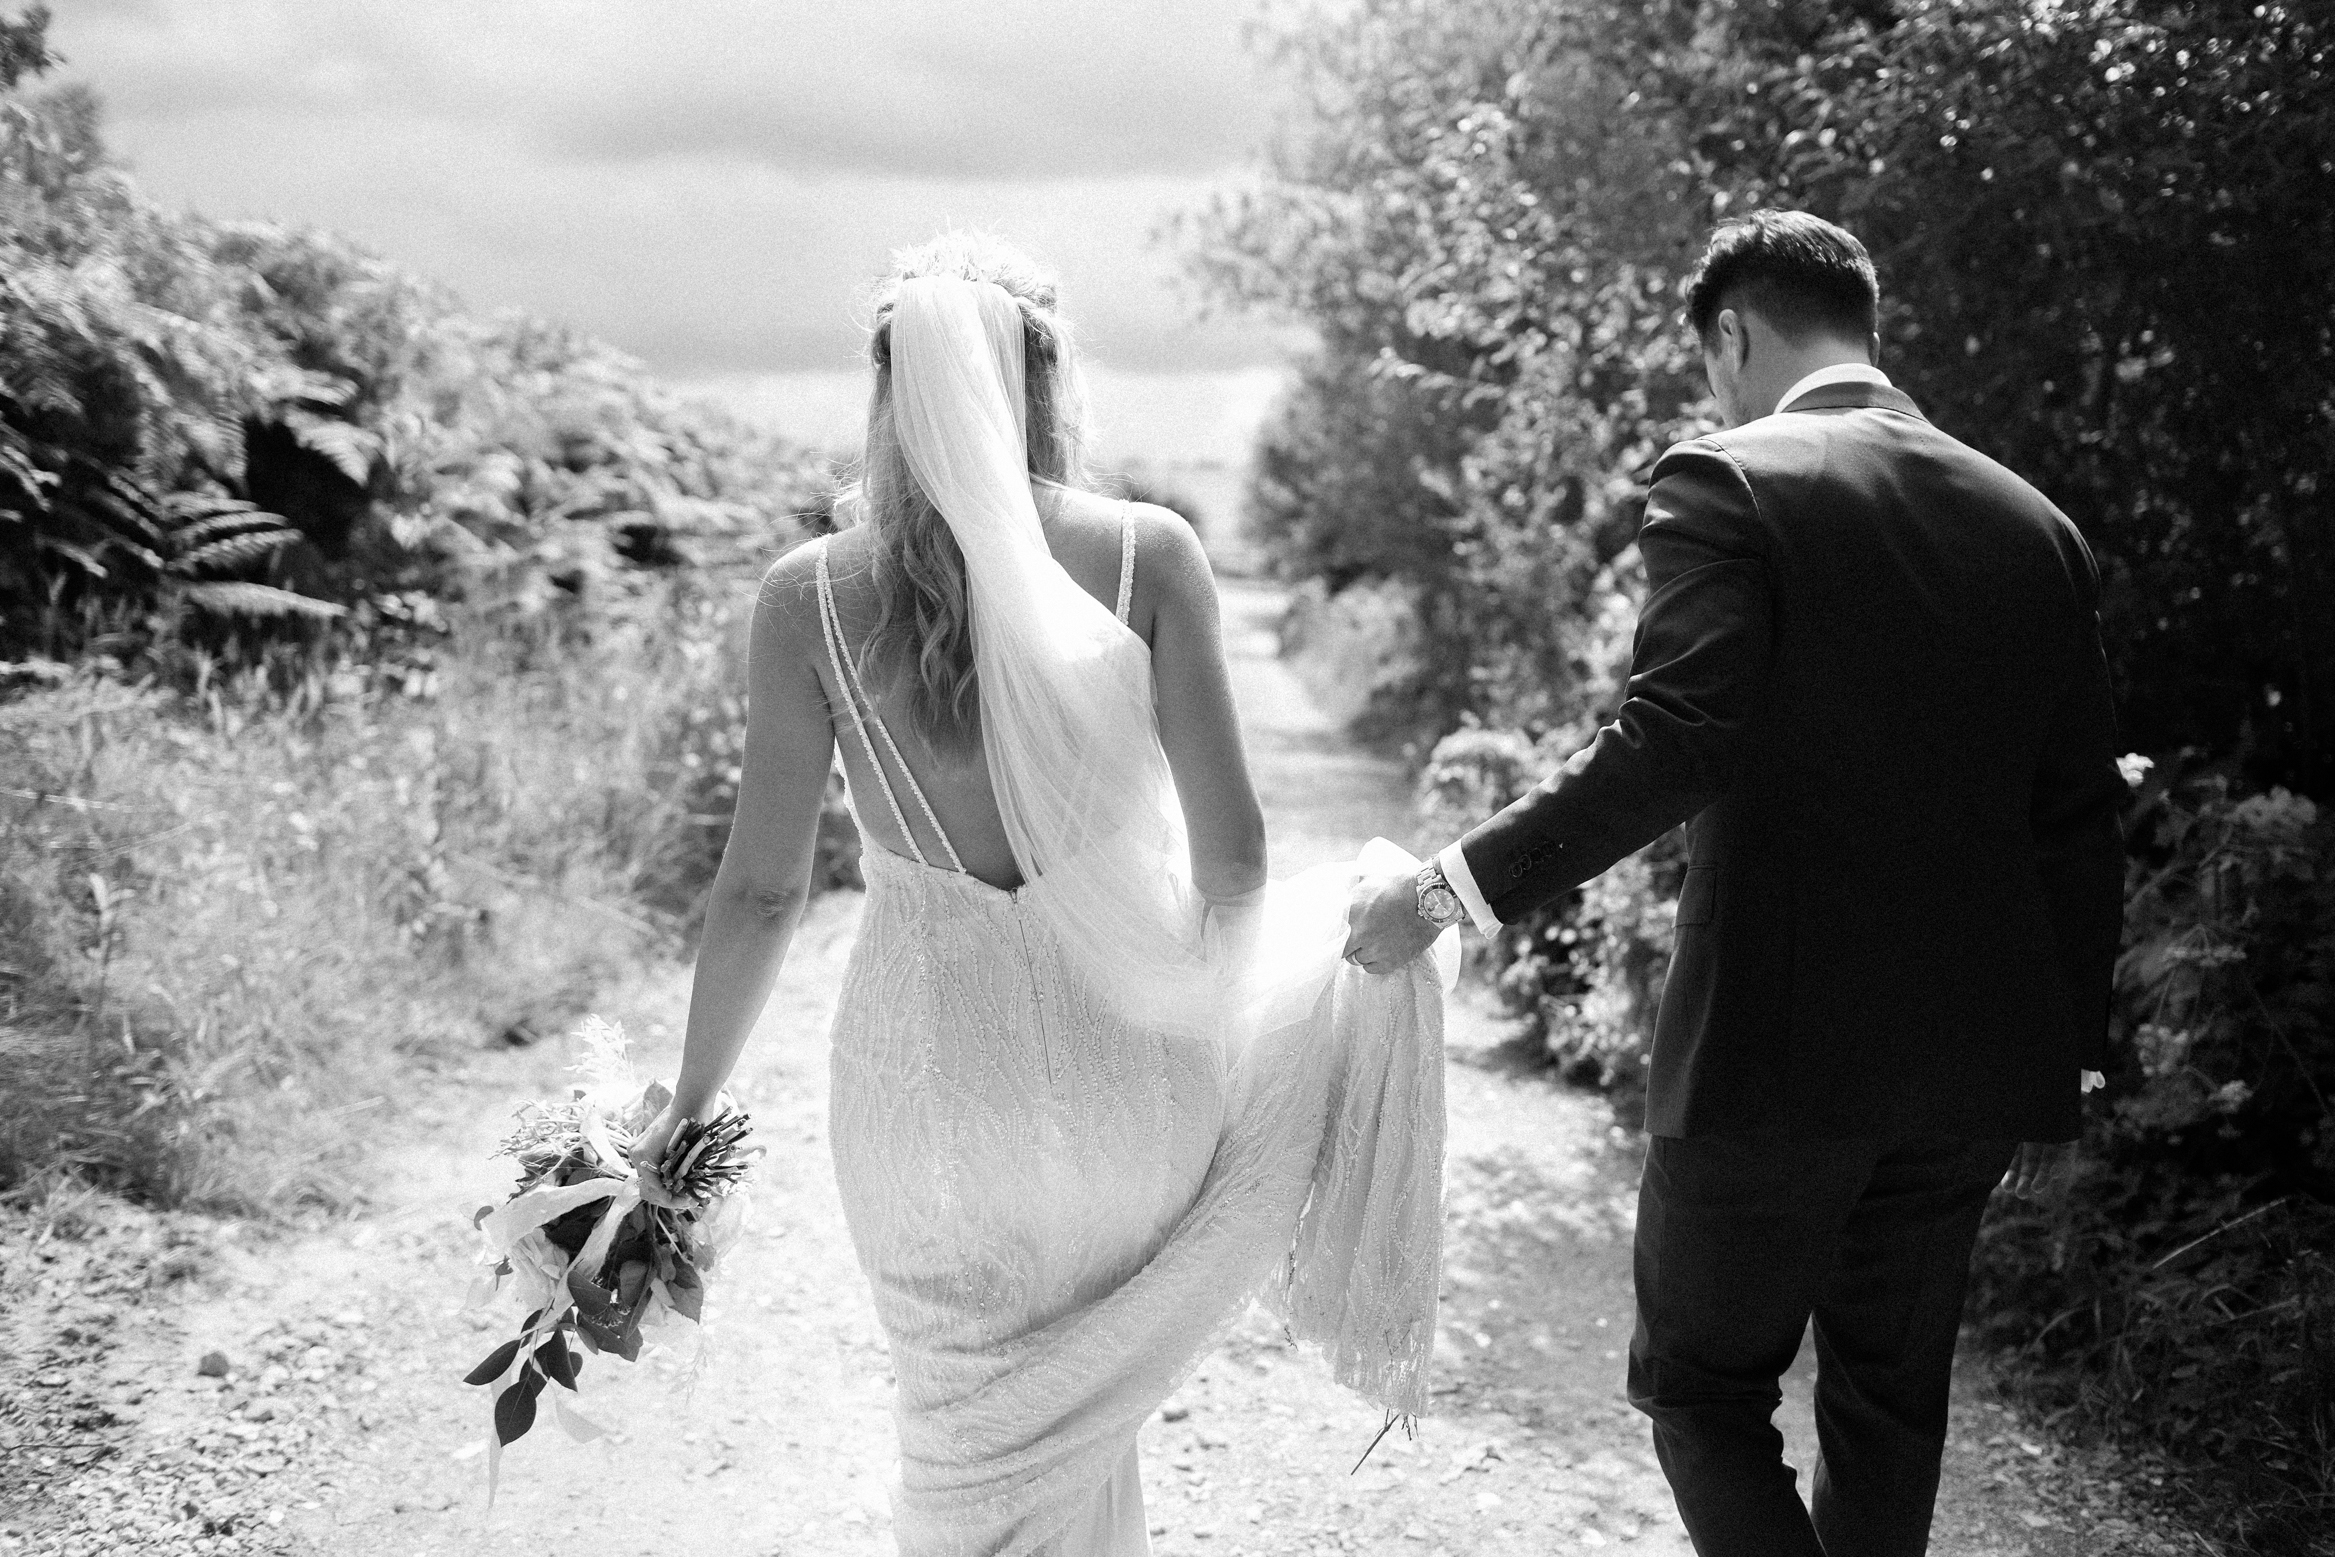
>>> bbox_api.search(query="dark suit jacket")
[1456,381,2126,1142]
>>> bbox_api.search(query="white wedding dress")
[815,278,1451,1557]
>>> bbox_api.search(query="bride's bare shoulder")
[1124,497,1213,605]
[1049,485,1206,574]
[750,534,842,650]
[760,532,828,592]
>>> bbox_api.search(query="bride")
[634,237,1453,1556]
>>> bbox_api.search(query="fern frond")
[9,356,83,418]
[188,403,247,481]
[176,580,344,620]
[168,505,289,550]
[48,494,162,573]
[81,466,167,546]
[280,407,377,485]
[161,490,250,520]
[0,425,56,505]
[174,528,295,575]
[250,364,356,409]
[33,532,107,578]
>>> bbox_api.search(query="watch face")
[1421,884,1460,925]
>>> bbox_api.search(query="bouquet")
[463,1017,759,1495]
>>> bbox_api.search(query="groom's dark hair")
[1686,211,1879,346]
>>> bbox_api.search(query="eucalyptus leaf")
[463,1337,523,1387]
[493,1368,546,1446]
[535,1337,580,1392]
[665,1278,703,1324]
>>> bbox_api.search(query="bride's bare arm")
[653,552,835,1148]
[1143,512,1267,902]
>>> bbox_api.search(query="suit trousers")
[1626,1133,2016,1557]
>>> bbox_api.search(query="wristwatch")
[1415,858,1465,930]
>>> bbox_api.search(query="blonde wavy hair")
[840,234,1090,754]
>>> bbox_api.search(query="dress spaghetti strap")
[1114,502,1136,627]
[813,542,968,875]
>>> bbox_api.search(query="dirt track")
[1,580,2190,1557]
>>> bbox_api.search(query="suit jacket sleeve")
[1455,439,1772,923]
[2031,526,2127,1071]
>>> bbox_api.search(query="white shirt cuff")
[1437,841,1501,936]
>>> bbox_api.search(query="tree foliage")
[1190,0,1713,740]
[1675,0,2335,792]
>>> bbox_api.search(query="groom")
[1345,210,2126,1556]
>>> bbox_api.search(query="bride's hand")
[1201,885,1265,978]
[631,1100,686,1184]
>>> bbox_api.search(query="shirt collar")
[1778,362,1892,414]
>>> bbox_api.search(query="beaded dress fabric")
[816,533,1446,1555]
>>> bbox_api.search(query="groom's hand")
[1999,1141,2071,1202]
[1343,866,1439,975]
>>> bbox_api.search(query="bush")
[1278,576,1431,743]
[1971,763,2335,1552]
[1240,352,1483,602]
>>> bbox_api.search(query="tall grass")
[0,567,819,1217]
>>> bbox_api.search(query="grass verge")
[0,572,819,1219]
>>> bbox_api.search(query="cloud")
[54,0,1287,180]
[85,100,1301,375]
[39,0,1308,384]
[549,6,1283,180]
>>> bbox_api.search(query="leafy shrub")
[1971,763,2335,1553]
[1239,351,1483,602]
[1278,575,1432,744]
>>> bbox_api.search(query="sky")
[42,0,1309,465]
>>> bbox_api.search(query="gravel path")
[0,581,2194,1557]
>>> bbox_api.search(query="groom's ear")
[1867,331,1881,366]
[1715,308,1750,372]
